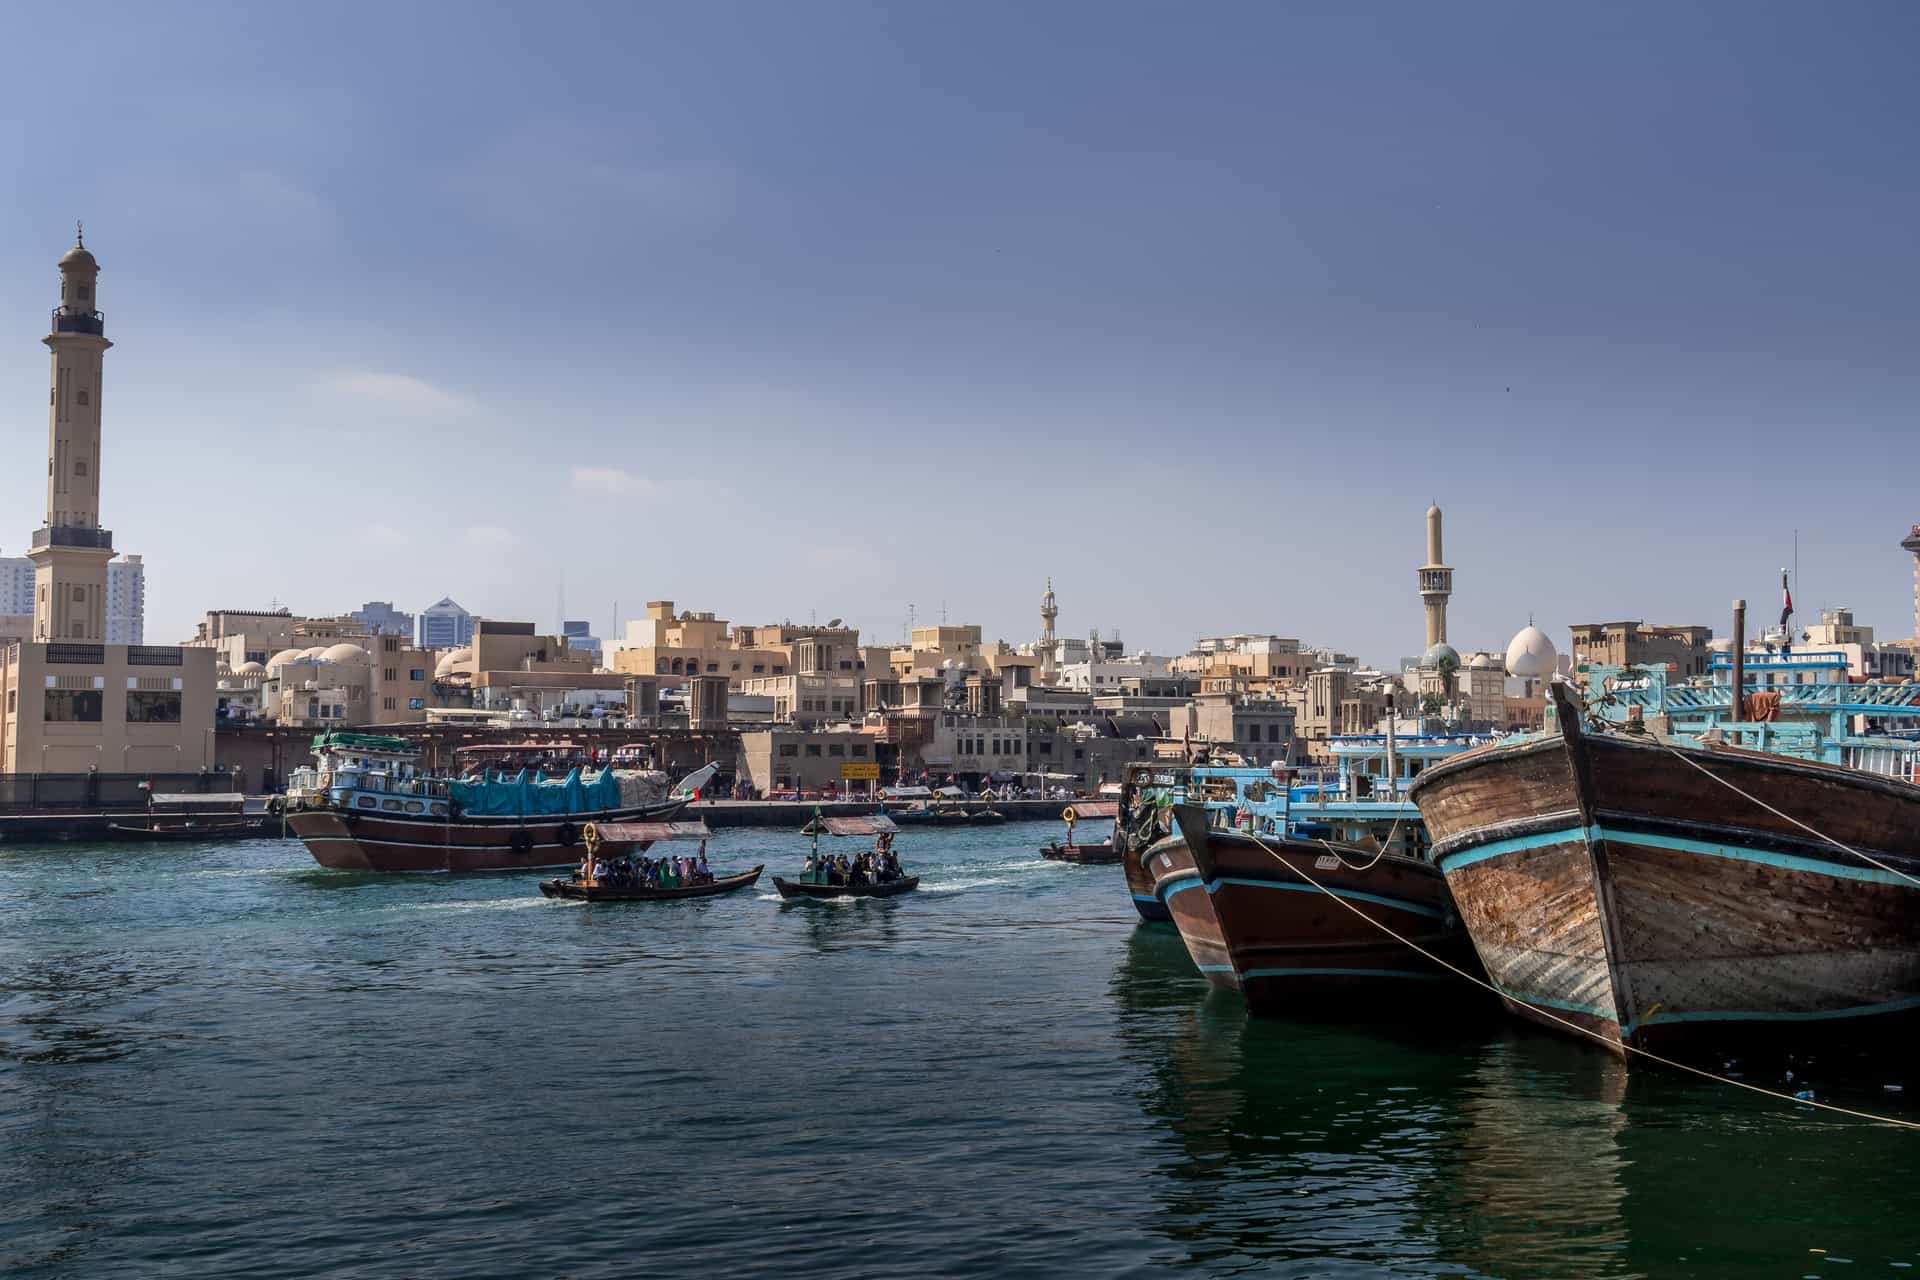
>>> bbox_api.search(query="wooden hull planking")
[771,875,920,901]
[1143,813,1480,1016]
[538,867,763,901]
[1412,709,1920,1057]
[287,799,690,873]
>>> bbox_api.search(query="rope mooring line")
[1238,828,1920,1132]
[1661,744,1920,892]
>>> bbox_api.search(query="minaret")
[28,227,115,643]
[1903,522,1920,639]
[1418,503,1453,649]
[1038,578,1058,685]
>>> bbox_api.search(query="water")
[1,824,1917,1278]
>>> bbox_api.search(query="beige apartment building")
[1568,621,1714,682]
[611,601,790,685]
[738,727,880,793]
[2,639,218,772]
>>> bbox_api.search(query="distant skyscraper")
[418,597,474,649]
[561,619,602,659]
[352,600,415,638]
[105,554,143,644]
[1903,522,1920,640]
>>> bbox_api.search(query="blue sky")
[0,2,1915,663]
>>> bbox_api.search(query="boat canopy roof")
[588,819,712,843]
[313,731,415,755]
[819,814,899,837]
[1063,801,1118,820]
[456,741,581,753]
[883,786,932,799]
[151,792,245,806]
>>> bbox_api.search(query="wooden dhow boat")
[774,813,920,900]
[1039,800,1119,863]
[283,731,713,873]
[1117,765,1180,921]
[108,790,261,841]
[1138,759,1483,1015]
[1410,674,1920,1058]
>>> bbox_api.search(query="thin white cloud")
[463,525,516,548]
[570,466,655,496]
[328,369,477,414]
[358,523,411,548]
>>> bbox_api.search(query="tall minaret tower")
[1902,521,1920,640]
[1418,503,1453,649]
[28,228,115,643]
[1038,578,1059,685]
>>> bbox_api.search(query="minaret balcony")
[31,526,114,550]
[50,307,106,336]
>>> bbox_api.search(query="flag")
[1779,569,1794,628]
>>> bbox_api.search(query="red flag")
[1780,569,1793,628]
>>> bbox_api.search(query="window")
[410,669,425,681]
[72,586,86,602]
[777,744,799,758]
[852,744,868,758]
[828,745,845,757]
[706,663,719,673]
[773,665,786,675]
[408,698,425,711]
[126,690,182,722]
[1073,748,1085,760]
[45,689,102,722]
[5,689,13,713]
[384,668,397,682]
[383,697,397,711]
[752,664,765,674]
[76,390,88,406]
[731,662,741,672]
[804,744,822,757]
[74,459,87,475]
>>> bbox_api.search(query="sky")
[0,2,1915,666]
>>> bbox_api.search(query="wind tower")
[1903,522,1920,639]
[1418,503,1453,649]
[29,227,114,642]
[1039,578,1058,684]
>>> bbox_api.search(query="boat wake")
[921,877,1008,893]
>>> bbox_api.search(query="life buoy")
[266,796,284,816]
[557,821,579,848]
[510,829,534,855]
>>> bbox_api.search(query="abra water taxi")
[1039,801,1118,864]
[773,814,920,900]
[283,731,713,873]
[539,819,762,902]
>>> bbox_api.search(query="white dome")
[235,660,266,675]
[265,648,307,671]
[434,646,472,678]
[320,642,370,665]
[1505,624,1558,679]
[300,646,331,659]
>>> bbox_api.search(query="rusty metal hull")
[1411,713,1920,1058]
[1141,818,1482,1017]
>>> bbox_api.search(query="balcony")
[31,526,114,550]
[50,307,106,336]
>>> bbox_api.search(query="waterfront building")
[352,600,415,638]
[1568,620,1714,682]
[418,596,474,649]
[611,601,790,686]
[1166,691,1300,767]
[257,625,436,727]
[1,232,216,772]
[1172,635,1310,684]
[737,727,880,794]
[1055,653,1175,692]
[0,553,32,640]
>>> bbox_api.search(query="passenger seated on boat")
[802,853,818,883]
[695,851,712,884]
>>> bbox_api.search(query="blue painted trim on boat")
[1488,980,1617,1022]
[1130,892,1163,905]
[1158,873,1444,919]
[1439,822,1917,887]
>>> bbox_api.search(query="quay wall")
[690,799,1066,828]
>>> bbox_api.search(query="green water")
[1,825,1915,1277]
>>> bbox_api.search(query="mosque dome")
[1423,642,1461,672]
[1504,625,1558,679]
[1468,653,1495,670]
[59,243,97,271]
[235,660,266,676]
[265,648,307,672]
[320,643,370,665]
